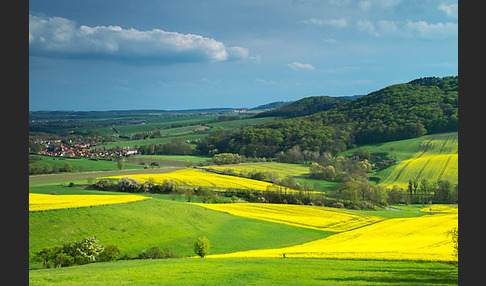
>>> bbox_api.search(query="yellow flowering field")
[208,213,458,262]
[29,193,150,211]
[192,203,383,232]
[100,168,304,192]
[419,204,458,214]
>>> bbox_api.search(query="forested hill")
[196,76,458,158]
[254,95,353,118]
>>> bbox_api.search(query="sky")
[29,0,458,111]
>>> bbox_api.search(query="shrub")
[146,246,163,259]
[99,245,121,262]
[94,179,110,190]
[194,236,210,258]
[35,236,106,268]
[118,177,142,192]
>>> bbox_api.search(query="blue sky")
[29,0,458,111]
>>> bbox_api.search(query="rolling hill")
[196,76,458,158]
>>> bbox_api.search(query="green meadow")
[29,258,458,286]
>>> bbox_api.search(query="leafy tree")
[62,162,74,172]
[117,158,124,170]
[194,236,210,258]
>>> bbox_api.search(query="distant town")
[29,138,137,159]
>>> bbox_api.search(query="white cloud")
[357,19,457,39]
[29,14,251,63]
[299,18,347,27]
[403,20,457,39]
[438,3,458,18]
[287,61,316,71]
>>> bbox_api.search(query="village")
[29,138,138,158]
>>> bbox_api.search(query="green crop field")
[29,258,458,285]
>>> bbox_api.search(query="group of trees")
[405,178,458,204]
[309,154,371,182]
[35,236,116,268]
[29,157,74,175]
[137,140,193,155]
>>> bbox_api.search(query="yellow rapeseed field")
[208,213,458,262]
[29,193,150,211]
[101,168,305,192]
[419,204,458,214]
[192,203,383,232]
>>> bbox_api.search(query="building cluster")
[30,139,137,158]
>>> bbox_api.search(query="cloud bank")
[29,14,250,63]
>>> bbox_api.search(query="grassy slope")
[29,258,458,286]
[29,195,330,269]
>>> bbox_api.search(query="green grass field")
[30,155,145,173]
[29,258,458,285]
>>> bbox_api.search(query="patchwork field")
[365,133,458,188]
[99,168,305,192]
[29,193,150,211]
[29,195,329,269]
[193,203,383,232]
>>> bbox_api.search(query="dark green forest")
[196,76,458,158]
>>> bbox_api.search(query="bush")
[118,177,142,192]
[146,246,163,259]
[99,245,121,262]
[35,236,106,268]
[194,236,210,258]
[94,179,110,190]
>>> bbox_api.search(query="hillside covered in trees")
[254,95,355,118]
[196,76,458,158]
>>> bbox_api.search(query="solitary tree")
[117,159,124,170]
[194,236,210,258]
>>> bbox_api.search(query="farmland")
[29,193,150,211]
[28,79,458,284]
[203,162,339,191]
[207,211,457,262]
[192,203,383,232]
[374,133,458,188]
[99,168,305,192]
